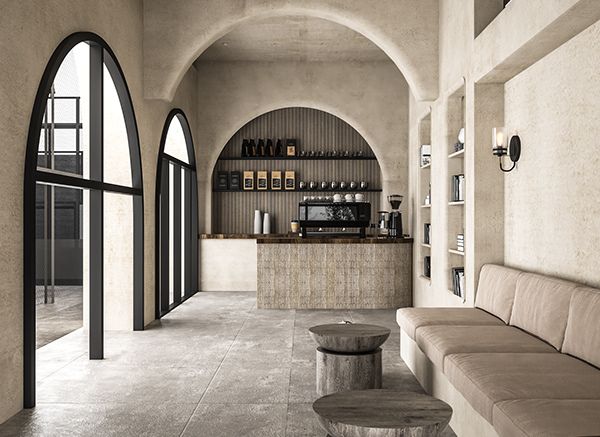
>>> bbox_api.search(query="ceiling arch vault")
[143,0,439,101]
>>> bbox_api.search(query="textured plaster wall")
[0,0,198,423]
[410,0,600,308]
[194,61,410,233]
[143,0,439,101]
[504,20,600,287]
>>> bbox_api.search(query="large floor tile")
[201,364,291,404]
[286,403,328,437]
[288,360,317,404]
[0,402,195,437]
[182,404,287,437]
[37,359,214,404]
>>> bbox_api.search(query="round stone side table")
[313,389,453,437]
[309,323,391,396]
[316,346,382,396]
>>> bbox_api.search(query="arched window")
[23,33,144,407]
[155,110,198,318]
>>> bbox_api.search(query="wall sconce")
[492,127,521,172]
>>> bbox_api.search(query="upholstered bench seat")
[396,307,504,341]
[397,264,600,437]
[415,325,556,370]
[444,352,600,422]
[492,399,600,437]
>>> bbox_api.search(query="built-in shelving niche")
[417,110,432,283]
[446,81,466,301]
[211,107,383,234]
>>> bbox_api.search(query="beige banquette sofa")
[397,264,600,437]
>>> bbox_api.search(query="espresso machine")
[387,194,403,238]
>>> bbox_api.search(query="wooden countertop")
[201,234,413,244]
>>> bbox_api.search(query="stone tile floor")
[36,286,83,348]
[0,291,455,436]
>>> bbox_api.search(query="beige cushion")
[444,353,600,422]
[510,273,577,349]
[493,399,600,437]
[415,325,556,370]
[475,264,522,323]
[562,287,600,368]
[396,307,503,340]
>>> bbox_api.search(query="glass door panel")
[35,183,87,352]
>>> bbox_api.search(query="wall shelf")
[417,110,433,282]
[448,149,465,159]
[446,81,466,299]
[218,156,377,161]
[213,188,383,193]
[447,288,466,303]
[418,275,432,283]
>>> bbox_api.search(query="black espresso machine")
[298,201,371,238]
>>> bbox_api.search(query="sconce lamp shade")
[493,127,505,149]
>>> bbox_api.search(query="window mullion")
[89,42,104,360]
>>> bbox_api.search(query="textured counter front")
[256,238,413,309]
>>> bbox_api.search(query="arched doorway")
[155,110,199,318]
[23,32,144,408]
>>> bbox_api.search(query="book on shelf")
[420,145,431,166]
[456,233,464,251]
[452,267,465,298]
[451,174,465,202]
[424,256,431,278]
[424,223,431,245]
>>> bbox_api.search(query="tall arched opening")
[23,32,144,407]
[155,109,199,318]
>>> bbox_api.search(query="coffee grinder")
[387,194,403,238]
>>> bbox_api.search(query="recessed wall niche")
[211,107,383,234]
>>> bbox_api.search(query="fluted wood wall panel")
[212,107,382,234]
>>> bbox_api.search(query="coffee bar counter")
[200,233,413,309]
[202,233,412,244]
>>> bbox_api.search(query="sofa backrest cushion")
[510,272,577,349]
[562,287,600,368]
[474,264,522,323]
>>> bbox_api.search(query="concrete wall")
[410,0,600,307]
[194,61,410,233]
[504,20,600,287]
[0,0,198,423]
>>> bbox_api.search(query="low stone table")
[309,323,391,353]
[309,323,391,396]
[313,390,453,437]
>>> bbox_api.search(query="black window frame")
[23,32,144,408]
[155,109,199,318]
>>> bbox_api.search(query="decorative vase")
[253,210,262,234]
[263,212,271,234]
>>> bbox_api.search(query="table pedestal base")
[316,347,382,396]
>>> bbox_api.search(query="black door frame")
[155,109,199,318]
[23,32,144,408]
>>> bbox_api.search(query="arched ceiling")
[195,16,390,63]
[143,0,439,101]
